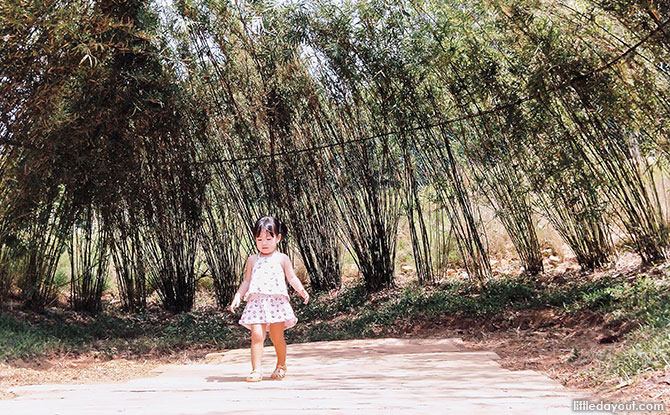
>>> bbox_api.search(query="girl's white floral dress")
[239,250,297,331]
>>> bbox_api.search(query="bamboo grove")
[0,0,668,313]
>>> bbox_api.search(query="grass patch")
[0,309,249,362]
[298,272,670,332]
[597,325,670,383]
[573,274,670,383]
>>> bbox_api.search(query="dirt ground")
[0,356,162,400]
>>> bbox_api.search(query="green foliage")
[0,309,245,362]
[598,326,670,381]
[299,282,368,320]
[0,313,70,360]
[162,311,233,347]
[297,272,670,343]
[581,272,670,381]
[549,274,670,322]
[1,0,210,311]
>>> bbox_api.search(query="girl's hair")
[252,216,287,239]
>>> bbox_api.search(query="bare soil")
[0,357,161,400]
[0,347,215,399]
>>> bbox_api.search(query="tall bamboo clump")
[172,0,343,293]
[324,109,403,292]
[69,204,109,312]
[466,44,545,274]
[141,117,209,312]
[169,4,270,307]
[418,124,493,283]
[464,1,615,270]
[0,148,19,301]
[106,200,147,312]
[200,181,246,308]
[520,124,615,270]
[238,8,344,291]
[411,0,548,276]
[17,189,72,308]
[2,0,214,312]
[283,152,344,292]
[347,0,494,283]
[464,138,544,275]
[296,3,404,292]
[509,5,669,263]
[95,1,213,313]
[561,4,670,257]
[502,17,616,269]
[452,0,612,270]
[270,91,345,292]
[141,162,206,313]
[335,1,436,284]
[136,62,210,313]
[0,0,78,307]
[428,30,544,275]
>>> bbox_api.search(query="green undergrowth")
[0,309,248,362]
[594,325,670,384]
[297,272,670,331]
[1,270,669,384]
[576,273,670,384]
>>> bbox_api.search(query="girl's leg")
[250,324,266,371]
[268,322,287,367]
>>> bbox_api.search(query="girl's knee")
[269,332,284,344]
[269,323,285,342]
[250,325,266,343]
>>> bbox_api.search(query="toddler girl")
[228,216,309,382]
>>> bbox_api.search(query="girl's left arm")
[281,255,309,304]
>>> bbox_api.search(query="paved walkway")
[1,338,589,414]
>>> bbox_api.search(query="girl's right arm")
[228,256,255,313]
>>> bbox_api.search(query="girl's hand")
[300,289,309,304]
[228,294,241,313]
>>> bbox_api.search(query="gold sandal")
[246,370,262,382]
[270,364,287,380]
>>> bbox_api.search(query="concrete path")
[0,338,590,414]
